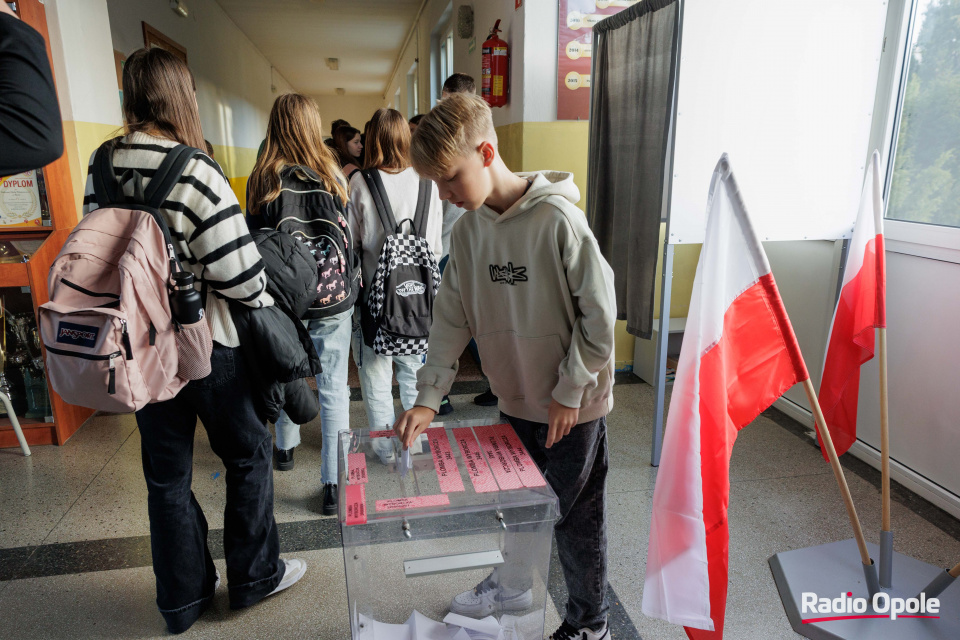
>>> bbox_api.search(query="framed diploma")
[0,171,48,228]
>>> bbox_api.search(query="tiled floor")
[1,375,958,639]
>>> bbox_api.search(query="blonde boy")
[394,93,616,640]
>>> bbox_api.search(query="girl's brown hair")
[363,108,411,173]
[248,93,347,214]
[332,126,361,168]
[121,48,206,150]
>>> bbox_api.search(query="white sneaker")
[267,558,307,597]
[549,620,610,640]
[449,570,533,616]
[372,438,397,465]
[214,569,221,590]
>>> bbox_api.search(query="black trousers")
[135,344,283,633]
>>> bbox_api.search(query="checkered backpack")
[360,169,440,356]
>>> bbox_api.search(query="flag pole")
[879,326,893,588]
[916,561,960,600]
[801,378,880,594]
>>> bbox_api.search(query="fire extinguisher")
[481,19,508,108]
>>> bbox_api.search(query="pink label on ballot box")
[427,427,465,493]
[344,484,367,525]
[375,494,450,512]
[368,430,395,438]
[452,428,499,493]
[491,423,546,487]
[474,425,523,490]
[348,453,368,484]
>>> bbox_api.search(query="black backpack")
[359,169,440,355]
[267,166,360,318]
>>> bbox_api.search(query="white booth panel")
[669,0,887,245]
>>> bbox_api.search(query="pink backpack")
[40,142,212,413]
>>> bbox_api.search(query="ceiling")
[215,0,425,96]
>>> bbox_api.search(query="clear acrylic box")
[338,419,560,640]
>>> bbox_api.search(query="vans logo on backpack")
[396,280,427,297]
[56,322,99,348]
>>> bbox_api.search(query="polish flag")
[817,150,885,459]
[642,156,809,638]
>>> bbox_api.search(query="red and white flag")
[817,150,885,459]
[642,156,809,639]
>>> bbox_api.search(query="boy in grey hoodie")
[394,93,616,640]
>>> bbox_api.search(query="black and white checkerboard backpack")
[360,169,440,356]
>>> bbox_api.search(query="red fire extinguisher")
[481,19,508,108]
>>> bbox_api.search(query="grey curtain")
[587,0,680,340]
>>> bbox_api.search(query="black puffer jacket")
[230,230,322,424]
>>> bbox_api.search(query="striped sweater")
[83,132,273,348]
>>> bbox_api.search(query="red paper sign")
[557,0,640,120]
[375,494,451,512]
[427,427,465,493]
[344,484,367,525]
[473,424,523,490]
[491,423,546,487]
[453,427,499,493]
[368,430,395,438]
[348,453,368,484]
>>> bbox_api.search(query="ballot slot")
[403,549,505,578]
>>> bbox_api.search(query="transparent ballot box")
[338,419,559,640]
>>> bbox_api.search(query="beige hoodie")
[415,171,617,424]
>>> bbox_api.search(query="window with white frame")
[887,0,960,229]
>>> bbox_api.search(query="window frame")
[878,0,960,261]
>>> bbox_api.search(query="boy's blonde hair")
[411,93,496,178]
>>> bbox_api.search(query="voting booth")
[338,419,559,640]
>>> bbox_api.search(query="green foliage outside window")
[888,0,960,228]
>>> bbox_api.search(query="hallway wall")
[45,0,295,211]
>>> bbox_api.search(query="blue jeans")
[135,344,283,633]
[505,413,610,631]
[274,309,353,485]
[352,324,423,431]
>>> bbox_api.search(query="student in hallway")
[81,48,305,634]
[394,93,616,640]
[247,93,359,516]
[438,72,497,407]
[333,125,364,180]
[349,108,444,439]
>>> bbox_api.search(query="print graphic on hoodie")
[489,262,528,285]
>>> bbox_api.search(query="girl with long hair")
[82,48,304,633]
[332,125,363,178]
[248,93,359,516]
[349,108,444,439]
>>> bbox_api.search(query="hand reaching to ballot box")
[394,406,437,449]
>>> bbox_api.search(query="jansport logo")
[396,280,426,297]
[56,322,99,348]
[801,591,941,623]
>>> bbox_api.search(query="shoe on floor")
[372,438,396,465]
[214,569,220,590]
[449,569,533,617]
[474,388,498,407]
[274,447,295,471]
[549,620,610,640]
[267,558,307,597]
[322,483,338,516]
[438,395,454,415]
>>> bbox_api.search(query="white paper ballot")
[400,446,412,477]
[442,613,502,637]
[408,610,450,640]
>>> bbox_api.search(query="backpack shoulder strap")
[144,144,200,209]
[92,137,125,206]
[412,178,431,239]
[360,169,399,234]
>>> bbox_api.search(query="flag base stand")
[769,538,960,639]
